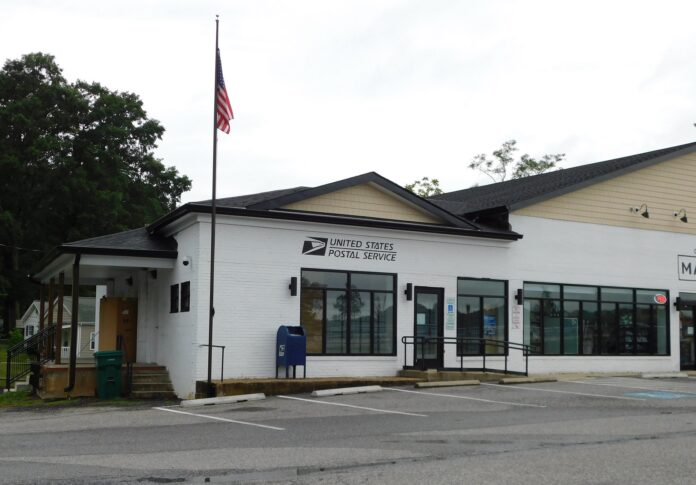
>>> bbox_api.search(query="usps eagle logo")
[302,237,328,256]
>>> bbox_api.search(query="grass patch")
[0,390,162,409]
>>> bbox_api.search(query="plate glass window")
[300,270,396,355]
[170,284,179,313]
[523,283,668,356]
[457,279,507,355]
[180,281,190,312]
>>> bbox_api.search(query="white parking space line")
[153,407,285,431]
[384,387,546,408]
[482,383,647,401]
[277,395,428,417]
[565,379,696,395]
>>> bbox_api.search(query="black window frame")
[180,281,191,312]
[523,281,670,356]
[300,268,397,356]
[170,284,179,313]
[456,277,509,356]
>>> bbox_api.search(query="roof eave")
[167,204,522,240]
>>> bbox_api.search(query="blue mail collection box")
[276,325,307,378]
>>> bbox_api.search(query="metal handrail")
[5,325,56,390]
[401,336,531,376]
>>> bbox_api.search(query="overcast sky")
[3,0,696,203]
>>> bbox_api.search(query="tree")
[469,139,564,183]
[404,177,443,197]
[0,53,192,335]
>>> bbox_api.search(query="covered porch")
[23,228,178,398]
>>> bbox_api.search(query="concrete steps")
[130,366,177,401]
[398,369,509,382]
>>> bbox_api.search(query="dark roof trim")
[150,203,522,240]
[246,172,479,230]
[508,143,696,212]
[58,245,178,258]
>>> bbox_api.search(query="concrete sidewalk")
[195,376,422,398]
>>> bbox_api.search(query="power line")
[0,242,47,253]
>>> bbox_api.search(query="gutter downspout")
[64,253,80,393]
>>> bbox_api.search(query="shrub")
[8,329,23,347]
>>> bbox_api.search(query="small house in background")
[17,301,41,338]
[17,297,97,361]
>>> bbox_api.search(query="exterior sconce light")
[631,204,649,219]
[405,283,413,301]
[674,209,688,223]
[515,288,524,305]
[289,277,298,296]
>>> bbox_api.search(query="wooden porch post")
[39,285,46,333]
[55,272,65,364]
[47,278,55,329]
[46,278,54,360]
[65,254,80,392]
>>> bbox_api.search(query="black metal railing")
[5,325,57,390]
[401,336,531,376]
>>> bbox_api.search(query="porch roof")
[33,228,177,283]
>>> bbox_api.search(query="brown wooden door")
[99,297,138,363]
[116,299,138,363]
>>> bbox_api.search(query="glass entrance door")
[680,308,695,370]
[414,287,444,369]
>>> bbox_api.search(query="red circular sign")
[654,294,667,304]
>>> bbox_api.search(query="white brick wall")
[144,212,696,397]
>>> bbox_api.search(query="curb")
[415,380,480,389]
[181,393,265,407]
[311,386,382,397]
[641,372,689,379]
[498,377,557,385]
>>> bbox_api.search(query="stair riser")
[131,383,175,392]
[132,375,173,384]
[131,391,178,400]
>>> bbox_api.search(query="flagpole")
[207,15,219,398]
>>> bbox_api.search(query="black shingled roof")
[61,228,177,257]
[148,172,521,240]
[194,186,309,208]
[430,141,696,215]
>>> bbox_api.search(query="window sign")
[483,315,497,337]
[446,297,455,330]
[512,306,522,330]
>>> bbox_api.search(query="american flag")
[215,49,234,133]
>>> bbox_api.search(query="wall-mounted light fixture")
[404,283,413,301]
[515,288,524,305]
[674,209,688,223]
[631,204,650,219]
[149,270,158,280]
[289,277,298,296]
[125,276,133,286]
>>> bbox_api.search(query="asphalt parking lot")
[2,377,696,484]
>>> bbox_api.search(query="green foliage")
[469,139,564,183]
[404,177,443,197]
[7,328,23,347]
[0,53,192,330]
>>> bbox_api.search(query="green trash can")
[94,350,123,399]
